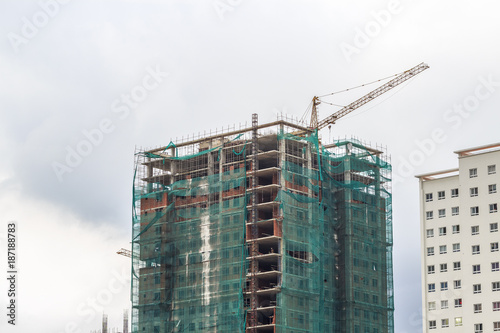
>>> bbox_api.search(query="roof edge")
[454,142,500,156]
[415,168,459,180]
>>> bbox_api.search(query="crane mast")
[310,62,429,132]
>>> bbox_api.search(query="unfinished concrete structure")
[131,115,394,332]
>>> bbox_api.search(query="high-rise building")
[417,143,500,332]
[131,116,394,332]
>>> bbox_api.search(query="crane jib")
[315,62,429,131]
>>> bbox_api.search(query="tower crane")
[306,62,429,134]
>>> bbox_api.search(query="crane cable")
[339,76,415,121]
[317,70,407,98]
[301,67,415,126]
[299,99,314,124]
[318,100,345,107]
[318,76,410,110]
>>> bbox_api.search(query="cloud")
[0,184,130,332]
[2,0,500,331]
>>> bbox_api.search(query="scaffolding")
[131,116,393,333]
[124,309,129,333]
[102,314,108,333]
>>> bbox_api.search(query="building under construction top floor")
[131,115,394,333]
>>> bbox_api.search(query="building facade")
[417,143,500,332]
[131,116,394,332]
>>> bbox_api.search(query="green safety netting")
[131,129,393,333]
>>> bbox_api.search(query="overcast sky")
[1,0,500,332]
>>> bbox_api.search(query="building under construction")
[131,114,394,333]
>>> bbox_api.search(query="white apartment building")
[417,143,500,333]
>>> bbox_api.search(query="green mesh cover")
[131,129,393,333]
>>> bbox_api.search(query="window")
[427,247,435,256]
[472,245,480,254]
[492,242,499,252]
[429,320,436,329]
[427,265,435,274]
[440,263,448,272]
[490,184,497,194]
[441,281,448,291]
[440,245,447,254]
[441,300,448,309]
[438,191,445,200]
[452,207,459,216]
[470,168,478,178]
[426,193,433,202]
[441,319,449,328]
[439,227,446,235]
[493,262,500,272]
[452,224,460,233]
[473,284,482,294]
[493,282,500,291]
[489,164,496,175]
[453,243,460,252]
[454,280,461,289]
[453,261,461,271]
[426,228,434,238]
[438,209,446,218]
[471,187,479,197]
[455,317,462,327]
[494,321,500,331]
[428,283,435,292]
[428,301,436,310]
[426,211,434,220]
[454,298,462,307]
[472,225,479,235]
[491,223,499,232]
[474,303,482,313]
[491,203,499,213]
[473,264,481,274]
[451,188,459,197]
[494,301,500,311]
[471,206,479,216]
[475,323,483,333]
